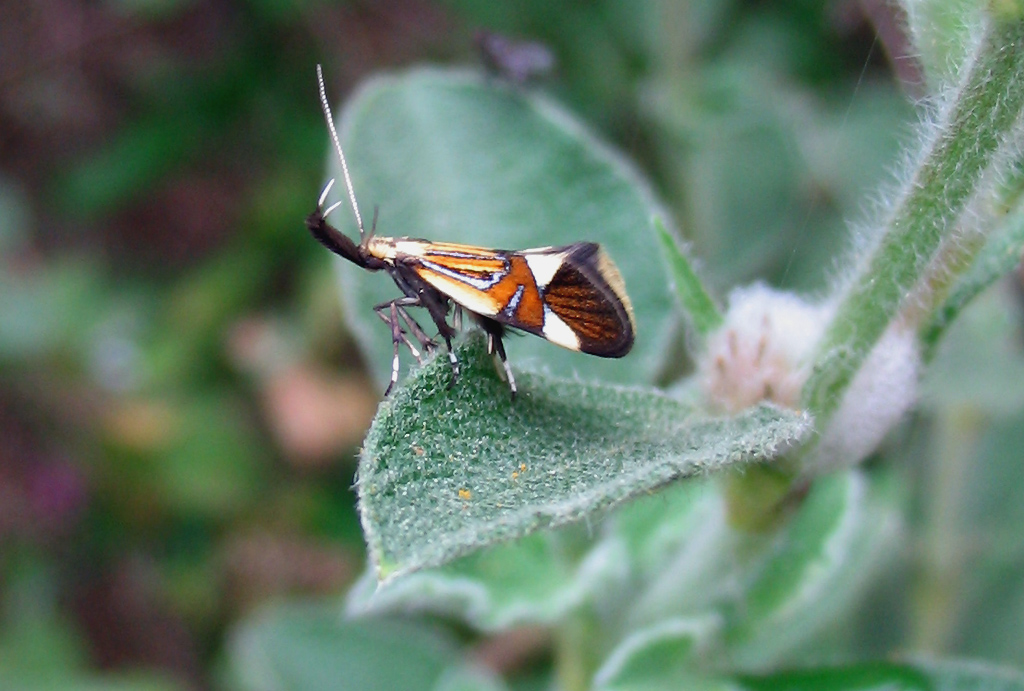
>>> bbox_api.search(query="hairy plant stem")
[802,11,1024,427]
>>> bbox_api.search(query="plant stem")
[802,12,1024,426]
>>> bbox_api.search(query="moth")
[306,66,636,397]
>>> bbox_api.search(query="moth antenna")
[316,64,365,239]
[369,205,379,239]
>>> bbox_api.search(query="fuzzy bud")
[808,324,920,471]
[700,284,831,414]
[700,284,921,471]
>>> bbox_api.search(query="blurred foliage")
[1,1,1022,690]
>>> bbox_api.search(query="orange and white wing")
[404,240,635,358]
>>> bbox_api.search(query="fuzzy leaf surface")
[803,13,1024,425]
[357,335,812,580]
[738,659,1024,691]
[226,600,504,691]
[346,529,620,631]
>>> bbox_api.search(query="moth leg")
[442,333,458,388]
[390,269,459,384]
[374,296,437,355]
[419,295,458,384]
[373,294,456,395]
[491,334,516,400]
[421,295,459,385]
[374,301,405,396]
[374,308,422,363]
[395,304,438,354]
[480,318,516,399]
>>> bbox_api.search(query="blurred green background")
[4,1,1020,689]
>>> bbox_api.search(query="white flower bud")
[700,284,831,414]
[700,284,920,470]
[809,325,920,471]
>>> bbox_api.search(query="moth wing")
[408,244,510,317]
[529,243,636,357]
[407,241,635,358]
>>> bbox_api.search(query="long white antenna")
[316,64,365,236]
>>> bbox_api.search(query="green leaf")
[346,529,621,631]
[320,67,675,389]
[357,334,812,580]
[921,206,1024,361]
[609,478,721,583]
[724,470,902,668]
[802,13,1024,426]
[432,666,510,691]
[589,471,900,668]
[654,217,722,336]
[226,600,502,691]
[591,617,725,691]
[653,65,807,286]
[648,63,914,293]
[737,658,1024,691]
[597,479,737,631]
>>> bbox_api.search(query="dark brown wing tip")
[581,333,634,358]
[546,243,636,358]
